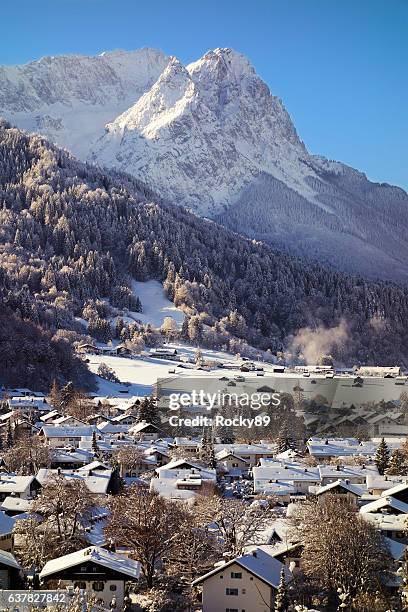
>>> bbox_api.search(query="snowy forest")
[2,121,408,388]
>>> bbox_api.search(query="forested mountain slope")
[1,122,408,385]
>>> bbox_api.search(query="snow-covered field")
[87,354,172,395]
[87,341,268,397]
[131,280,185,328]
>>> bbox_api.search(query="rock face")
[0,48,170,157]
[1,47,408,280]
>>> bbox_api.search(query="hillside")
[2,122,408,379]
[1,48,408,280]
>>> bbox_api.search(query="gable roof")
[381,482,408,498]
[0,511,15,535]
[0,475,37,493]
[39,546,140,579]
[40,426,95,438]
[316,479,366,497]
[192,547,291,588]
[0,550,21,570]
[360,496,408,514]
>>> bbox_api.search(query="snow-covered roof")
[36,468,112,495]
[380,481,408,498]
[0,549,21,570]
[360,496,408,514]
[40,410,61,422]
[97,421,128,434]
[318,464,377,479]
[131,421,158,433]
[216,449,249,463]
[0,511,15,535]
[384,536,406,561]
[362,512,407,531]
[253,465,320,482]
[192,546,291,588]
[0,496,31,513]
[40,426,95,437]
[77,461,110,472]
[150,478,197,501]
[52,416,85,426]
[255,481,297,496]
[0,475,36,493]
[315,479,366,497]
[366,474,408,490]
[39,546,140,579]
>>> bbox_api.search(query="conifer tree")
[274,567,289,612]
[6,420,13,449]
[276,422,295,454]
[91,431,100,456]
[375,437,390,475]
[400,551,408,610]
[137,397,160,428]
[386,449,407,476]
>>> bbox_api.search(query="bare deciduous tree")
[290,495,391,605]
[106,486,187,588]
[194,495,276,557]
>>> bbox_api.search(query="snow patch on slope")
[131,280,185,328]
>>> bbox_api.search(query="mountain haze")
[0,48,407,280]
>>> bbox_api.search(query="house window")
[231,572,242,579]
[74,582,86,590]
[225,609,238,612]
[226,588,239,596]
[92,582,104,592]
[242,589,246,594]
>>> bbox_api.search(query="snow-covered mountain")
[1,47,408,280]
[0,48,170,157]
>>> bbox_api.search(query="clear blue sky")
[2,0,407,189]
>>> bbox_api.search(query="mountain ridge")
[1,47,407,280]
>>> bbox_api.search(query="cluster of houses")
[1,386,408,610]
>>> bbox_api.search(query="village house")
[192,547,291,612]
[39,546,140,608]
[317,463,378,486]
[36,465,115,496]
[39,426,99,448]
[130,421,161,442]
[315,479,366,507]
[0,475,41,502]
[52,415,87,428]
[0,512,15,553]
[360,496,408,515]
[169,437,200,454]
[216,450,250,481]
[366,474,408,496]
[214,443,275,467]
[0,550,22,589]
[151,459,217,501]
[252,463,320,496]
